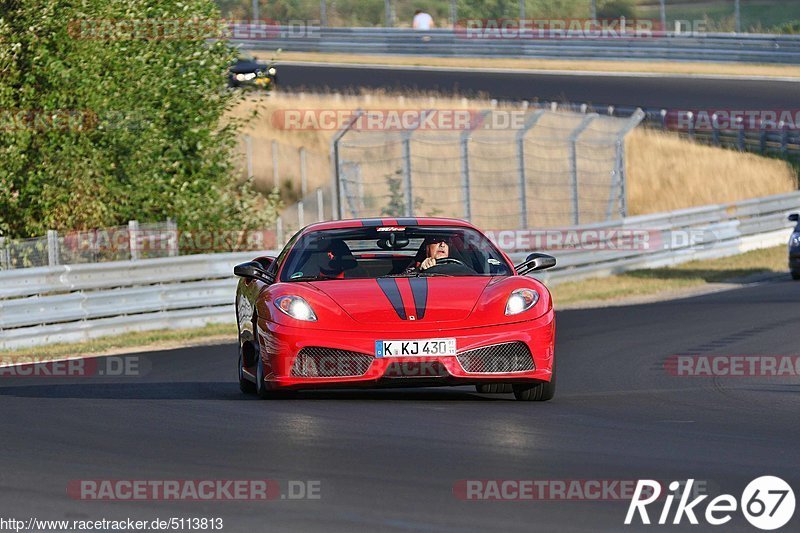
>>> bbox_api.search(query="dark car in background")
[790,213,800,280]
[229,54,277,90]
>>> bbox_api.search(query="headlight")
[791,233,800,247]
[235,72,256,82]
[275,296,317,322]
[505,288,539,316]
[268,67,277,76]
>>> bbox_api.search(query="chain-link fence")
[330,107,644,229]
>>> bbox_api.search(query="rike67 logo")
[625,477,795,530]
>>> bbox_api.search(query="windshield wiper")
[286,275,337,282]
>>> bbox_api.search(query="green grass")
[636,1,800,32]
[552,245,789,306]
[0,322,237,361]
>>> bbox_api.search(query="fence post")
[47,230,60,266]
[330,110,363,219]
[300,147,308,197]
[317,187,324,221]
[128,220,139,261]
[759,120,767,154]
[271,140,279,188]
[244,135,253,179]
[402,131,413,217]
[516,110,546,230]
[459,110,489,221]
[298,201,305,228]
[612,109,646,219]
[166,219,178,257]
[568,114,599,226]
[780,122,788,154]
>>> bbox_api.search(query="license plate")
[375,338,456,357]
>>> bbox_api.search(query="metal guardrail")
[242,27,800,64]
[1,192,798,349]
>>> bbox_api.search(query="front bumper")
[251,310,555,390]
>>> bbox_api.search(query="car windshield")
[278,226,512,281]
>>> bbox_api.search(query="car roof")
[300,217,477,235]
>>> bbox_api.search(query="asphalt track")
[277,63,800,109]
[2,277,799,531]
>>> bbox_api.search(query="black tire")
[513,361,556,402]
[475,384,513,393]
[255,353,272,399]
[792,271,800,280]
[238,348,255,394]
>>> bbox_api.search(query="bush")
[597,0,637,20]
[0,0,279,238]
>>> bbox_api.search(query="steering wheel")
[433,258,465,267]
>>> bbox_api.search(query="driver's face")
[427,240,449,259]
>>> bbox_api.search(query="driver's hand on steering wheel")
[420,257,437,270]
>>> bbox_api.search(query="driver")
[419,236,449,270]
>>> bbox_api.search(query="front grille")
[456,342,534,373]
[291,347,374,378]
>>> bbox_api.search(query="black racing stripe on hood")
[376,278,407,320]
[408,277,427,320]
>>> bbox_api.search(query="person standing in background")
[412,9,435,30]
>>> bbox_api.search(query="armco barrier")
[240,28,800,64]
[1,191,799,349]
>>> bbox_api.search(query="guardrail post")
[568,114,599,225]
[736,117,746,151]
[128,220,139,261]
[46,230,60,266]
[780,122,788,155]
[711,114,720,146]
[516,109,546,229]
[317,187,324,221]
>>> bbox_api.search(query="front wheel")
[792,271,800,280]
[513,361,556,401]
[238,348,255,394]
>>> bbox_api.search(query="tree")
[0,0,279,238]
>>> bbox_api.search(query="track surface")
[278,63,800,109]
[2,278,799,531]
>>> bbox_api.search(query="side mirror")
[515,253,557,276]
[234,261,273,283]
[789,213,799,222]
[252,255,276,271]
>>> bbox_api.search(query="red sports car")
[234,218,557,401]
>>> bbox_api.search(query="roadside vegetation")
[0,0,280,240]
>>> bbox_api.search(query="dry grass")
[626,128,797,215]
[551,245,789,307]
[231,91,798,220]
[257,51,800,80]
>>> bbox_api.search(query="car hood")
[310,277,493,325]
